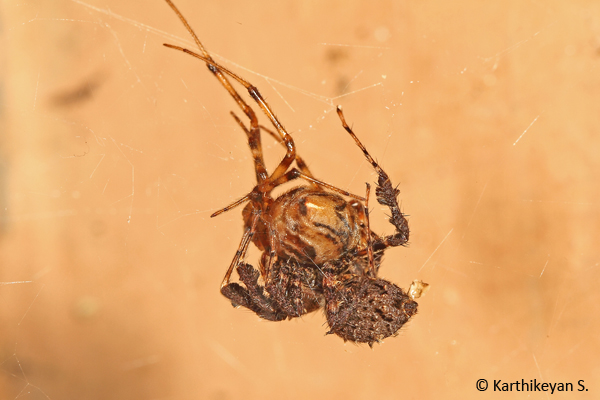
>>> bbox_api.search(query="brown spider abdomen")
[324,276,418,344]
[267,186,367,265]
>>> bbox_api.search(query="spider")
[163,0,427,345]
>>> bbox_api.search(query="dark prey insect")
[163,0,427,345]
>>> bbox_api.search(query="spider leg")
[231,262,288,321]
[230,112,269,184]
[164,2,263,160]
[220,211,259,289]
[211,193,251,218]
[257,124,316,183]
[230,110,325,190]
[164,44,296,181]
[336,106,409,249]
[364,183,376,278]
[258,123,367,201]
[219,211,288,321]
[215,109,329,217]
[260,168,366,201]
[164,0,297,187]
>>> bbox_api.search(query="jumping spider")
[163,0,427,345]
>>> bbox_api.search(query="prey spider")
[163,0,427,345]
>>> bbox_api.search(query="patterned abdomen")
[269,187,367,264]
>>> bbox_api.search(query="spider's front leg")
[336,107,409,250]
[219,212,288,321]
[221,262,288,322]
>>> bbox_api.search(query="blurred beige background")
[1,0,599,399]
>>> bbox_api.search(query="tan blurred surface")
[1,0,599,398]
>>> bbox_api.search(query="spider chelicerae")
[163,0,428,345]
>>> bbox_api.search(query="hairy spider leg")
[336,106,410,249]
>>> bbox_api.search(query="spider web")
[1,0,599,399]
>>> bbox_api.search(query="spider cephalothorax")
[164,0,426,345]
